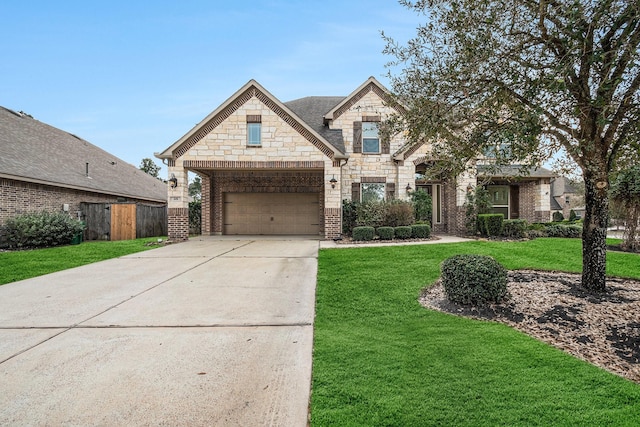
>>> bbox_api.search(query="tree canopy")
[139,158,161,178]
[384,0,640,291]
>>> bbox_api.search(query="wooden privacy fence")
[80,203,167,241]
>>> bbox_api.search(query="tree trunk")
[582,172,609,292]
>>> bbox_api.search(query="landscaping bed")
[421,270,640,383]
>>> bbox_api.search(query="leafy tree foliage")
[139,158,161,178]
[384,0,640,291]
[610,166,640,251]
[189,175,202,201]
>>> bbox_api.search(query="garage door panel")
[224,193,319,235]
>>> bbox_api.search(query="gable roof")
[284,96,345,153]
[323,76,400,122]
[0,107,166,202]
[156,80,348,161]
[477,164,556,179]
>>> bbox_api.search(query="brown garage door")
[223,193,320,235]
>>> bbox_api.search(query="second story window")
[362,122,380,153]
[247,115,261,146]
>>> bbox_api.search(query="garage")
[223,193,320,235]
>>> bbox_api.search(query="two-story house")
[156,77,552,240]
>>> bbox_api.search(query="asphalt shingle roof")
[0,107,166,202]
[284,96,346,153]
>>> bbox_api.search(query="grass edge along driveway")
[311,238,640,426]
[0,237,164,285]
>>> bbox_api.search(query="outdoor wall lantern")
[330,176,338,189]
[406,183,412,192]
[168,173,178,189]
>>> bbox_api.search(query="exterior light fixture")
[406,183,412,192]
[330,176,338,189]
[168,173,178,189]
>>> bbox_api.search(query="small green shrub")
[4,211,85,249]
[544,224,582,238]
[552,211,564,222]
[394,226,412,240]
[384,201,414,227]
[527,229,547,239]
[501,219,528,239]
[569,209,578,221]
[352,226,375,241]
[477,214,504,236]
[376,226,394,240]
[411,223,431,238]
[440,254,508,305]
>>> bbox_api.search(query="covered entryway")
[223,193,320,235]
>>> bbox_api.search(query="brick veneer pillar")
[324,207,341,239]
[168,207,189,241]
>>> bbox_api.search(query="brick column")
[201,174,211,235]
[168,207,189,240]
[324,207,341,239]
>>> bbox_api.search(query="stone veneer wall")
[210,170,325,236]
[0,178,165,226]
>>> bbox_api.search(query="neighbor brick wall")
[0,178,165,226]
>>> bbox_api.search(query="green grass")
[0,237,165,285]
[312,238,640,426]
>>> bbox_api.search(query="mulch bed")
[420,270,640,383]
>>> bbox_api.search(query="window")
[362,122,380,153]
[488,185,509,218]
[246,115,261,146]
[361,183,385,203]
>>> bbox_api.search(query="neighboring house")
[550,176,581,220]
[156,77,554,240]
[0,106,167,235]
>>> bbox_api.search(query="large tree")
[384,0,640,291]
[139,158,161,178]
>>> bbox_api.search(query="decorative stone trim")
[183,160,324,169]
[171,86,337,160]
[332,83,389,120]
[361,176,387,183]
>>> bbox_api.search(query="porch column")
[324,162,342,239]
[167,163,189,241]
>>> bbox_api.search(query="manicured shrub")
[527,229,547,239]
[352,226,375,241]
[394,226,412,240]
[376,226,395,240]
[4,211,85,249]
[569,209,578,221]
[411,223,431,238]
[501,219,528,239]
[544,224,582,238]
[384,201,414,227]
[477,214,504,237]
[552,211,564,222]
[440,254,508,305]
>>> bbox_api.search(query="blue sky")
[1,1,423,175]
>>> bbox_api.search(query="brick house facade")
[156,78,553,240]
[0,107,166,230]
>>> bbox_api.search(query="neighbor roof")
[0,107,166,202]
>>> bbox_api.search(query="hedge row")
[352,224,431,241]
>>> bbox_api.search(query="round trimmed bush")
[440,254,508,305]
[376,226,394,240]
[411,223,431,238]
[352,226,375,241]
[394,225,412,240]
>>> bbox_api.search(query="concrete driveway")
[0,237,319,426]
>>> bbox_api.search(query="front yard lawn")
[312,238,640,426]
[0,238,165,285]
